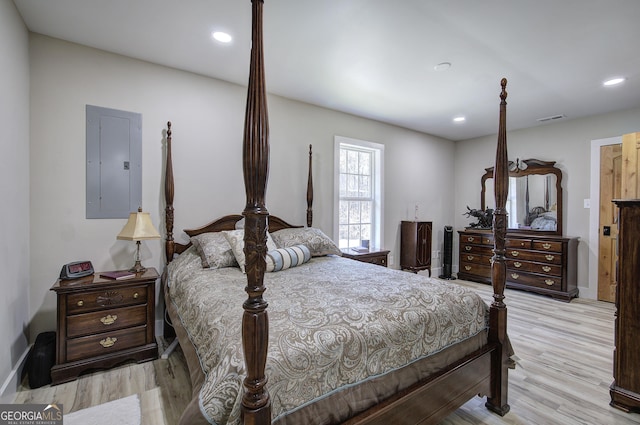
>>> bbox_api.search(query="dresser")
[610,200,640,413]
[50,268,158,384]
[400,221,432,275]
[341,249,390,267]
[457,229,578,301]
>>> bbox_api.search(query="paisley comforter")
[167,247,488,424]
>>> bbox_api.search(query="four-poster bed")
[162,1,511,424]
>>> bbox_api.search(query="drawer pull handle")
[465,246,472,251]
[511,251,519,257]
[464,266,472,271]
[542,243,552,250]
[99,337,117,348]
[511,273,520,279]
[467,236,475,242]
[542,266,551,272]
[133,292,139,299]
[77,300,84,307]
[514,261,522,268]
[100,314,118,325]
[467,255,474,261]
[545,279,555,286]
[545,255,554,261]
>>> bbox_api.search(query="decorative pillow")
[271,227,342,257]
[223,229,278,273]
[190,232,237,269]
[265,245,311,272]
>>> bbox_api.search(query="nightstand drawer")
[66,285,148,314]
[67,304,148,338]
[66,326,148,362]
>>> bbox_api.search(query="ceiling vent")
[536,114,566,123]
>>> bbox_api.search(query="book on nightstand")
[100,270,136,280]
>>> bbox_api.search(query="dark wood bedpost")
[165,121,175,263]
[307,144,313,227]
[485,78,510,416]
[241,0,271,424]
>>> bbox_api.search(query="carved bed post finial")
[485,78,510,416]
[241,0,271,424]
[165,121,175,263]
[307,144,313,227]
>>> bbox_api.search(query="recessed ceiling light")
[603,77,625,87]
[434,62,452,72]
[453,116,466,123]
[212,31,232,43]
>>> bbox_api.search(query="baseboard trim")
[0,345,31,403]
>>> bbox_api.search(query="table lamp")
[117,207,161,273]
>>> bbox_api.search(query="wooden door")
[598,144,622,302]
[622,132,640,198]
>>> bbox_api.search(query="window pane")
[347,175,358,197]
[361,224,371,241]
[359,151,371,176]
[361,201,371,223]
[339,201,348,225]
[339,174,346,197]
[340,149,347,173]
[359,175,370,198]
[349,201,361,223]
[348,224,361,247]
[347,150,358,174]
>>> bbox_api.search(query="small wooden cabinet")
[457,229,578,301]
[610,199,640,413]
[341,249,390,267]
[50,268,158,385]
[400,221,432,275]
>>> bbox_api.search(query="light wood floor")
[13,279,640,425]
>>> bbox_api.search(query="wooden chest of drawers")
[457,230,578,301]
[50,268,158,384]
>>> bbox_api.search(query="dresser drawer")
[66,325,148,362]
[530,262,562,276]
[461,244,493,256]
[67,305,148,338]
[507,271,562,291]
[532,240,563,252]
[461,253,492,265]
[461,234,483,244]
[506,259,531,272]
[506,238,532,249]
[506,249,562,265]
[460,262,492,277]
[66,285,148,314]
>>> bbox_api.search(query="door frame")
[588,136,622,300]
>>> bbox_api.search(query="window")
[334,136,384,250]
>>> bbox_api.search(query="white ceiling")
[13,0,640,141]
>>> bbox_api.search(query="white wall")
[28,34,455,339]
[0,0,30,399]
[455,107,640,299]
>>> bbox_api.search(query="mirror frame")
[481,158,563,236]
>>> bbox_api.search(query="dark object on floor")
[27,331,56,388]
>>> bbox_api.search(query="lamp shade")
[117,209,161,241]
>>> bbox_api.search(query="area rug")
[64,394,141,425]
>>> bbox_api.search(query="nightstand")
[50,268,159,385]
[341,249,390,267]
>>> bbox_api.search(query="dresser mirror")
[481,158,563,235]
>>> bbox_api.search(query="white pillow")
[223,229,277,273]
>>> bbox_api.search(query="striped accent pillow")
[265,244,311,272]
